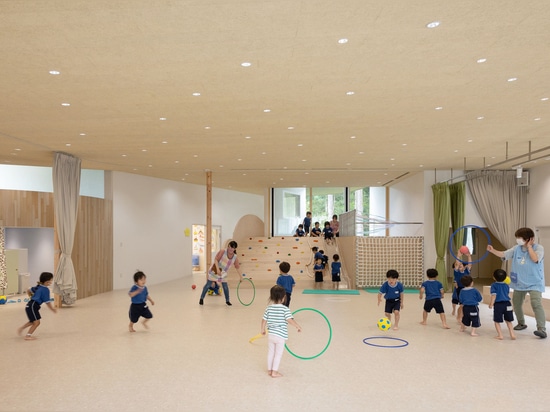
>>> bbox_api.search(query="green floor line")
[302,289,360,295]
[364,288,419,294]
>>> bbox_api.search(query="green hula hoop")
[237,278,255,306]
[285,307,332,360]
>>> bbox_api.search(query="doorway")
[192,225,221,273]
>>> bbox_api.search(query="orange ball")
[459,246,470,255]
[191,284,196,289]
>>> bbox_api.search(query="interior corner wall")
[111,172,263,290]
[528,162,550,228]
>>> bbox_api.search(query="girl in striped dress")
[261,285,302,378]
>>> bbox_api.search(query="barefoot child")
[128,271,155,332]
[18,272,57,340]
[458,275,482,336]
[261,285,301,378]
[419,269,450,329]
[488,269,516,340]
[377,270,404,330]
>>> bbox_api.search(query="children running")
[18,272,57,340]
[128,271,155,332]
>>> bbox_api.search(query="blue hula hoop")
[363,336,409,348]
[449,225,491,265]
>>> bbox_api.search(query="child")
[489,269,516,340]
[331,254,342,290]
[419,269,450,329]
[458,275,482,336]
[451,251,472,320]
[128,271,155,332]
[322,221,334,244]
[261,285,302,378]
[294,224,305,237]
[311,221,322,237]
[207,281,220,296]
[18,272,57,340]
[276,261,296,308]
[314,258,324,289]
[377,270,404,330]
[302,211,312,236]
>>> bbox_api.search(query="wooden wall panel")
[0,189,113,300]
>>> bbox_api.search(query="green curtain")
[449,182,466,253]
[432,182,450,291]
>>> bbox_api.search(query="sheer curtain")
[53,152,81,305]
[466,170,527,249]
[432,182,450,290]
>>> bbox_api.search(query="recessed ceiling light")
[454,149,459,153]
[477,116,485,120]
[426,21,440,28]
[245,136,251,139]
[219,165,224,168]
[174,160,179,163]
[350,136,356,139]
[346,162,351,166]
[159,117,167,121]
[435,106,443,110]
[507,77,518,82]
[49,70,60,75]
[467,139,473,143]
[346,91,355,95]
[262,152,267,155]
[534,117,541,121]
[301,159,307,162]
[205,126,211,129]
[14,148,21,151]
[61,103,70,106]
[263,109,271,113]
[390,158,395,161]
[297,143,303,147]
[193,154,198,158]
[65,143,71,147]
[192,92,201,96]
[419,165,424,168]
[359,151,364,155]
[476,58,487,63]
[542,97,549,101]
[122,154,127,157]
[148,165,153,168]
[241,62,252,67]
[402,143,407,146]
[288,126,294,130]
[338,38,348,44]
[162,141,168,144]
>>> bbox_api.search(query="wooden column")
[206,170,212,271]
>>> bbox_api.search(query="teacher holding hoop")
[487,227,547,339]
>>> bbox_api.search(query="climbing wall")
[229,236,343,289]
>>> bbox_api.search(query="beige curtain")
[465,170,527,249]
[52,152,81,305]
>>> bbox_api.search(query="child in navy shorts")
[489,269,516,340]
[419,269,450,329]
[459,275,482,336]
[377,270,404,330]
[128,271,155,332]
[18,272,57,340]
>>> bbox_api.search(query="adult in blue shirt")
[487,227,547,339]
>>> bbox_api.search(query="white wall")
[112,172,263,290]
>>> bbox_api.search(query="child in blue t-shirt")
[18,272,57,340]
[302,212,312,236]
[377,270,404,330]
[451,251,472,321]
[489,269,516,340]
[311,221,322,237]
[331,254,342,290]
[294,224,305,237]
[128,271,155,332]
[419,269,450,329]
[459,275,483,336]
[314,258,324,289]
[276,261,296,308]
[322,221,334,244]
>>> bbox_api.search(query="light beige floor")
[1,274,549,412]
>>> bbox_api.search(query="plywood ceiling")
[1,1,549,194]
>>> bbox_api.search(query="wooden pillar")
[206,170,212,271]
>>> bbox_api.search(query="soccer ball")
[377,317,391,331]
[0,295,6,305]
